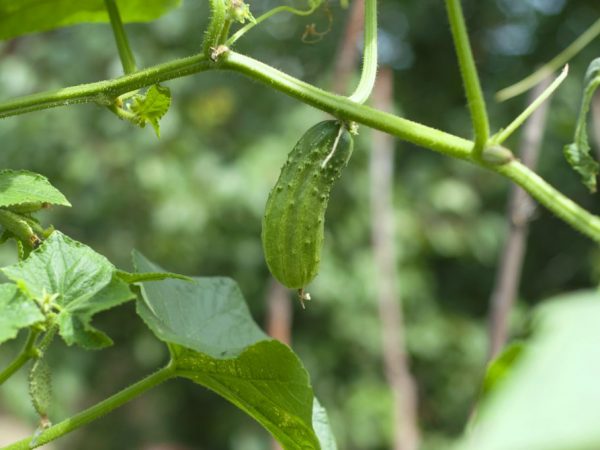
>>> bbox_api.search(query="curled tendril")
[225,0,325,47]
[301,3,332,43]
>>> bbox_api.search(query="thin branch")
[104,0,137,74]
[445,0,490,156]
[0,51,599,242]
[225,3,321,48]
[496,17,600,102]
[488,77,552,360]
[2,364,176,450]
[0,329,40,385]
[491,65,568,145]
[370,67,420,450]
[348,0,378,104]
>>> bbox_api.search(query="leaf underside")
[134,251,336,450]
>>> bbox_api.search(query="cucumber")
[262,120,354,292]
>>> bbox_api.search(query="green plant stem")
[104,0,137,74]
[495,161,600,242]
[203,0,227,57]
[0,54,212,118]
[0,51,598,242]
[224,52,473,159]
[491,65,568,145]
[348,0,377,104]
[497,17,600,102]
[445,0,490,156]
[2,363,176,450]
[0,329,40,385]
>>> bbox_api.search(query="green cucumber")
[262,120,354,291]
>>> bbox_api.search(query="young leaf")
[2,232,134,349]
[0,0,182,41]
[0,170,70,209]
[133,251,336,450]
[563,58,600,192]
[459,290,600,450]
[129,85,172,137]
[0,284,44,345]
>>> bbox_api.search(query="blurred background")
[0,0,599,448]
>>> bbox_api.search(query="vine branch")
[0,329,40,385]
[0,51,598,243]
[348,0,378,104]
[2,363,176,450]
[445,0,490,157]
[104,0,137,74]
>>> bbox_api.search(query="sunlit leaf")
[0,170,70,209]
[0,0,181,40]
[2,232,134,349]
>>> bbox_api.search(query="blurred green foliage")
[0,0,599,449]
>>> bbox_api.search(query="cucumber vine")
[0,1,599,449]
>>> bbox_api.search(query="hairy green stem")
[2,364,176,450]
[203,0,227,57]
[223,52,472,158]
[497,17,600,102]
[0,209,38,246]
[495,161,600,242]
[348,0,378,104]
[445,0,490,156]
[0,329,40,385]
[0,51,598,241]
[104,0,137,74]
[0,54,211,118]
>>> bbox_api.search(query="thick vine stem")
[494,161,600,242]
[104,0,137,74]
[0,329,40,386]
[347,0,377,104]
[445,0,490,157]
[0,51,598,242]
[0,54,212,118]
[203,0,228,58]
[2,363,176,450]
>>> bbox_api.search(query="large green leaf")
[459,290,600,450]
[134,251,336,450]
[563,58,600,192]
[0,0,182,41]
[2,232,134,349]
[0,170,70,209]
[0,283,44,345]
